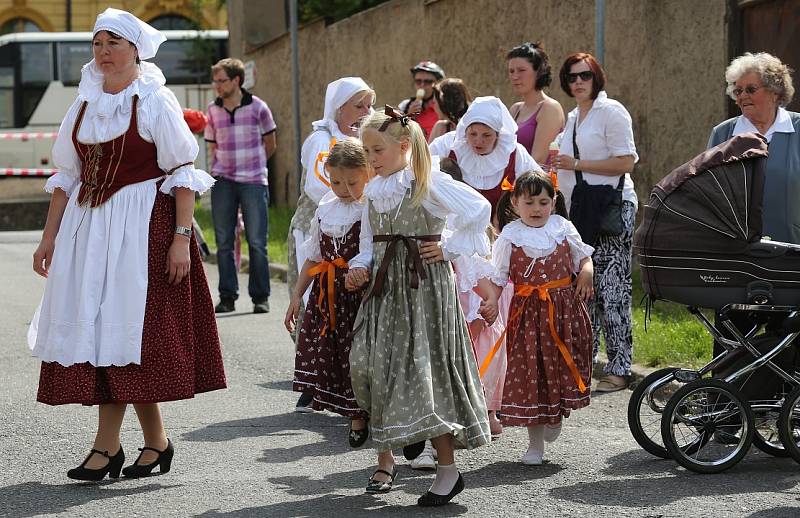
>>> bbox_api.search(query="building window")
[149,15,198,30]
[1,17,42,35]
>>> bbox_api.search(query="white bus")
[0,30,227,174]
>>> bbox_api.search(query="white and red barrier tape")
[2,168,57,176]
[0,132,57,140]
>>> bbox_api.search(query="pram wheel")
[777,385,800,464]
[751,405,789,457]
[661,378,754,473]
[627,367,682,458]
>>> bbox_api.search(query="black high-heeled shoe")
[67,447,125,481]
[122,438,174,478]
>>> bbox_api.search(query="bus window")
[20,43,52,126]
[152,39,223,84]
[58,42,92,86]
[0,66,12,127]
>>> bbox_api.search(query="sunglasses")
[732,84,762,97]
[567,71,594,83]
[414,78,435,86]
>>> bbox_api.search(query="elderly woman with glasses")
[708,52,800,245]
[553,52,639,393]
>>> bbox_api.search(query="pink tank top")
[515,105,542,155]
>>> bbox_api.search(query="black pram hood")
[634,133,769,255]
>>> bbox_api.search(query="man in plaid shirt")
[205,58,277,314]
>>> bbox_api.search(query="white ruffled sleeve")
[514,143,544,174]
[564,219,594,272]
[348,202,373,269]
[452,254,501,293]
[300,130,334,205]
[302,216,323,263]
[47,98,83,196]
[425,171,491,257]
[146,89,215,196]
[491,234,513,285]
[428,131,456,159]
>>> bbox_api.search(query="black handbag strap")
[572,117,625,191]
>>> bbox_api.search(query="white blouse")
[492,216,594,285]
[300,121,349,204]
[353,164,492,265]
[556,91,639,212]
[302,191,372,267]
[46,61,213,197]
[429,132,541,189]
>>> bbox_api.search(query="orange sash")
[308,257,349,336]
[478,277,587,393]
[313,138,337,188]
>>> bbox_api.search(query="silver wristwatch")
[175,225,192,238]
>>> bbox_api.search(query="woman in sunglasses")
[553,52,638,393]
[708,52,799,245]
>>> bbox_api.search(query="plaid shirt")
[204,90,276,185]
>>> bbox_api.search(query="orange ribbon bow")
[308,257,349,336]
[478,277,587,393]
[500,176,514,191]
[313,138,338,188]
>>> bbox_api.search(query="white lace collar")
[500,216,572,252]
[363,166,415,202]
[310,118,351,141]
[78,60,166,117]
[316,190,363,230]
[452,133,517,188]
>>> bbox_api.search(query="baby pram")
[628,133,800,473]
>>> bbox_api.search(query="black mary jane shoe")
[67,447,125,481]
[365,465,398,494]
[417,473,465,507]
[402,441,425,460]
[349,425,369,448]
[122,438,174,478]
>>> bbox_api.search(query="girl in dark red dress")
[490,171,594,465]
[29,9,225,481]
[285,138,371,446]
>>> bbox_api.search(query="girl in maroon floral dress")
[285,138,372,446]
[490,171,594,465]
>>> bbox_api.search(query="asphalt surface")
[1,230,799,518]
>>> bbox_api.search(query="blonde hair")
[359,110,431,206]
[725,52,795,107]
[326,137,368,171]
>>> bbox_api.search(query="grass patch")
[194,202,292,265]
[630,267,712,369]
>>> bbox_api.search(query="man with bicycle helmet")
[399,60,445,137]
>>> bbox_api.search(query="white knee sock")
[429,462,459,495]
[522,425,545,463]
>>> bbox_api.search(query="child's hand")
[479,298,499,326]
[419,241,445,264]
[575,265,594,302]
[345,267,370,291]
[284,296,301,333]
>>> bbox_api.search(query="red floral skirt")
[37,190,227,405]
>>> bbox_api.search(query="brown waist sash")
[364,233,441,300]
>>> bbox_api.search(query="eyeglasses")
[732,84,762,97]
[414,78,435,86]
[567,71,594,83]
[211,78,231,85]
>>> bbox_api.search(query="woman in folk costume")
[347,107,493,507]
[286,77,374,410]
[28,8,226,481]
[428,95,542,226]
[284,139,372,447]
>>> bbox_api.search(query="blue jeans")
[211,177,270,302]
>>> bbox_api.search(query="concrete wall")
[236,0,729,207]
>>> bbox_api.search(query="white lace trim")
[78,61,166,117]
[159,166,215,196]
[44,173,79,197]
[500,216,594,260]
[362,166,415,213]
[316,190,364,237]
[451,132,517,189]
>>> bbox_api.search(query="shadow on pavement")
[550,455,798,508]
[601,449,682,476]
[0,481,175,517]
[747,507,800,517]
[462,460,564,487]
[267,464,435,495]
[195,492,469,517]
[258,380,293,392]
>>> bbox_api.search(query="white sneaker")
[410,441,437,470]
[521,450,543,465]
[544,422,562,443]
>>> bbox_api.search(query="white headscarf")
[452,96,519,186]
[312,77,374,136]
[93,7,166,60]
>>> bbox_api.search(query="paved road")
[1,231,799,518]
